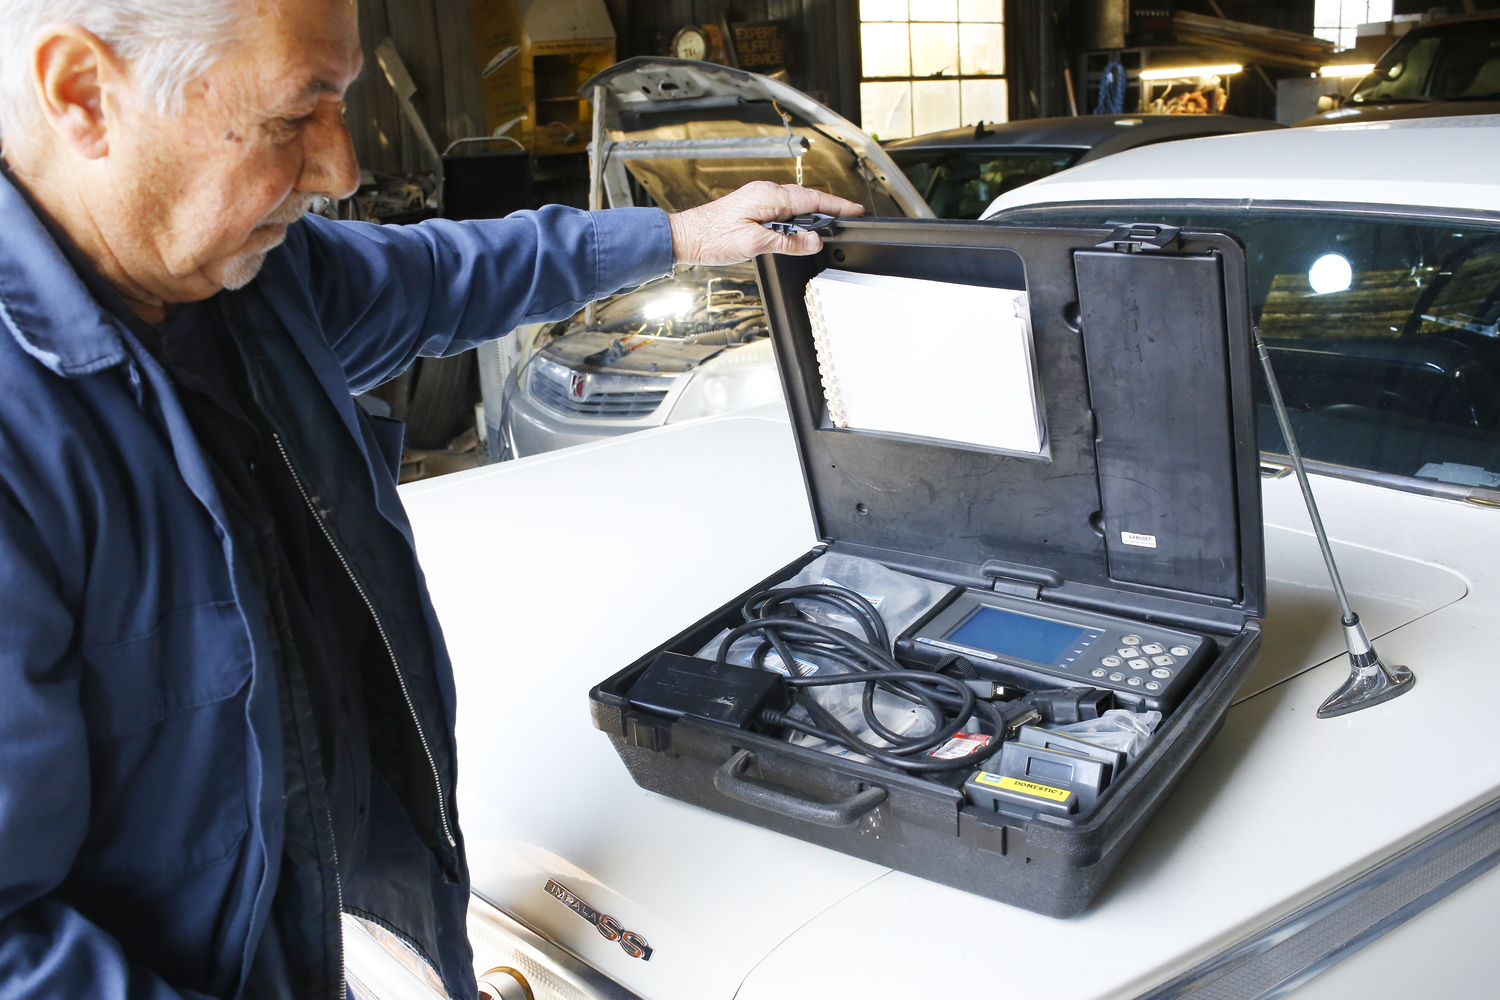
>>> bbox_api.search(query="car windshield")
[889,148,1080,219]
[994,204,1500,494]
[1352,20,1500,102]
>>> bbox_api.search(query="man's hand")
[668,181,865,266]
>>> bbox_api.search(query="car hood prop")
[1254,329,1416,718]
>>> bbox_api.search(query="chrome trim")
[1133,795,1500,1000]
[468,894,648,1000]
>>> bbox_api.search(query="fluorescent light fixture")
[1139,63,1243,81]
[1320,63,1375,78]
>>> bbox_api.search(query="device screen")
[945,606,1090,664]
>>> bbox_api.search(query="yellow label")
[974,772,1073,803]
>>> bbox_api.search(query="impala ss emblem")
[568,372,588,401]
[543,879,654,960]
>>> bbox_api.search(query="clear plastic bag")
[1043,709,1162,758]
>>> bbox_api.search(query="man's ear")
[30,25,129,160]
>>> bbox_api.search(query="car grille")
[529,362,671,419]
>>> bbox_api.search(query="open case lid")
[755,219,1265,631]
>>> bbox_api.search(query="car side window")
[995,206,1500,494]
[891,150,1079,219]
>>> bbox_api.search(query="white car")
[360,117,1500,1000]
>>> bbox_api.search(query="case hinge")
[1095,223,1182,253]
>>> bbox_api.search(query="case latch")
[1095,223,1182,253]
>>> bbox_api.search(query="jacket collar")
[0,169,131,377]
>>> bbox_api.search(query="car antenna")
[1254,328,1415,718]
[973,121,994,140]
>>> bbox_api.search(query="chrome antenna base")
[1316,615,1415,719]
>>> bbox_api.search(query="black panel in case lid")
[754,218,1264,624]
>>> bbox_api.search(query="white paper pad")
[804,269,1045,455]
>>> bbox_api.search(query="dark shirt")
[12,168,375,996]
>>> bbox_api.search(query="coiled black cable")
[712,584,1004,773]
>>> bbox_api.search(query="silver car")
[495,57,929,459]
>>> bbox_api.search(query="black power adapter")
[627,653,792,733]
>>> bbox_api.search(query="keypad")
[1127,658,1149,671]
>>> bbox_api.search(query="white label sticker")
[1121,531,1158,549]
[819,577,885,609]
[759,651,819,677]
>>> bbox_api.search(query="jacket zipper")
[328,799,347,1000]
[272,433,457,849]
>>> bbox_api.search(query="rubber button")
[1108,672,1125,682]
[1121,635,1142,646]
[1101,656,1122,667]
[1091,668,1107,677]
[1128,658,1149,670]
[1151,667,1171,679]
[1127,676,1143,686]
[1141,643,1164,655]
[1152,654,1175,667]
[1170,645,1191,657]
[1145,681,1161,691]
[1118,647,1140,658]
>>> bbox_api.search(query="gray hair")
[0,0,245,139]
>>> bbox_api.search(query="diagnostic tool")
[900,591,1214,712]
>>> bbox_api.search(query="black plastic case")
[590,220,1265,917]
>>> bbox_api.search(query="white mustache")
[260,194,319,228]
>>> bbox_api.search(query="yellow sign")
[974,773,1073,804]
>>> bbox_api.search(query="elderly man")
[0,1,859,998]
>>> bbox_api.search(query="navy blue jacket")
[0,170,674,999]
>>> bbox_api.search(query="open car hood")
[581,57,932,219]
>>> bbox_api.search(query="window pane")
[959,22,1004,75]
[991,206,1500,487]
[910,0,958,20]
[960,77,1008,125]
[861,81,913,139]
[912,79,961,135]
[891,148,1076,219]
[959,0,1003,21]
[911,21,959,77]
[860,0,908,21]
[861,22,911,77]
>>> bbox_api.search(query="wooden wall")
[345,0,486,175]
[615,0,862,121]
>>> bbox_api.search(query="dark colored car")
[1301,10,1500,126]
[882,113,1283,219]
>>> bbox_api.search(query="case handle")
[713,749,887,828]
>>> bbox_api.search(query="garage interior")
[344,0,1498,480]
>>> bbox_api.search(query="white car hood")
[401,405,1480,1000]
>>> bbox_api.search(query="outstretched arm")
[267,183,862,393]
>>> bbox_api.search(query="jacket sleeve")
[0,500,210,1000]
[277,205,676,393]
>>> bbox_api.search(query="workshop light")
[1308,253,1354,295]
[1139,63,1242,81]
[643,292,694,319]
[1320,63,1375,78]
